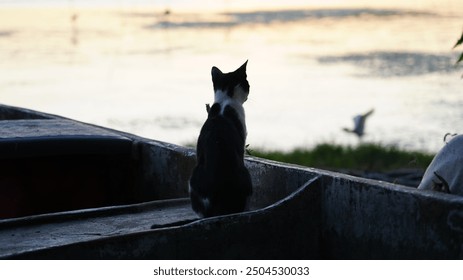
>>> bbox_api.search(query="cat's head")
[211,60,249,104]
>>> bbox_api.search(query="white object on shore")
[418,134,463,196]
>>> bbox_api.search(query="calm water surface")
[0,0,462,153]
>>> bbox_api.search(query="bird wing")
[362,108,374,118]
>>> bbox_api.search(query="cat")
[189,60,253,218]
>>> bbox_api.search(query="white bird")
[343,109,374,138]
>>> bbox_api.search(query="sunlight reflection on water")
[0,1,462,153]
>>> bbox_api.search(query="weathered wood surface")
[0,198,196,258]
[0,119,126,139]
[0,119,133,159]
[3,176,322,260]
[341,168,425,187]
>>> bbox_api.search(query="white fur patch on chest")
[214,89,247,136]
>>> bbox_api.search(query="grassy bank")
[251,143,434,172]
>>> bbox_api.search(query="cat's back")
[190,103,252,217]
[198,103,246,160]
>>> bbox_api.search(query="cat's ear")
[236,60,248,73]
[211,66,223,80]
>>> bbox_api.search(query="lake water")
[0,0,462,153]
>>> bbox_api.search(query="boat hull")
[0,104,461,259]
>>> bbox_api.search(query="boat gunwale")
[0,198,190,230]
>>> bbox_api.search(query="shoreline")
[251,142,434,187]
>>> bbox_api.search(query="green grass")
[251,143,434,172]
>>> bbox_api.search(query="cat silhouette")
[189,61,253,218]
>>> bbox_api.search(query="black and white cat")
[189,61,253,218]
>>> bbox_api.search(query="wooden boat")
[0,104,462,259]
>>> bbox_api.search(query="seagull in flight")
[343,109,374,138]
